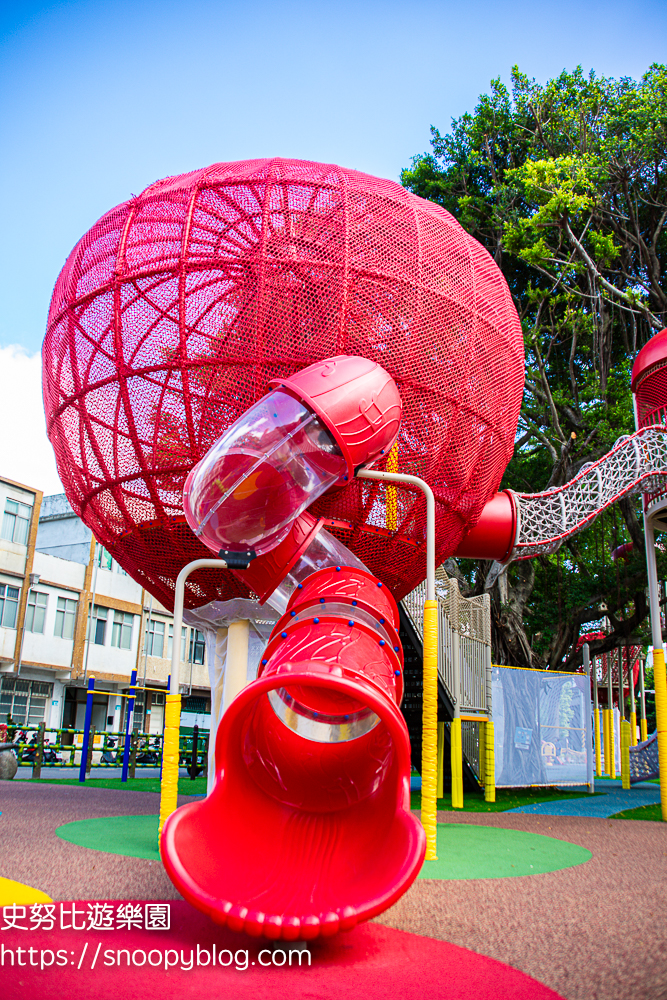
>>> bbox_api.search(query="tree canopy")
[402,64,667,669]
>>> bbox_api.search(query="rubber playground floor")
[1,776,666,1000]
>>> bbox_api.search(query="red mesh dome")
[42,158,524,609]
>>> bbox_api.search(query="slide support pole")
[641,518,667,820]
[621,719,631,790]
[639,656,648,743]
[589,645,602,777]
[357,469,438,859]
[629,648,637,747]
[484,718,495,803]
[158,558,228,839]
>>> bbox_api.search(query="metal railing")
[402,567,491,715]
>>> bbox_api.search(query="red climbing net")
[42,159,524,609]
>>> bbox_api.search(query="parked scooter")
[135,736,161,766]
[101,736,119,764]
[19,731,64,765]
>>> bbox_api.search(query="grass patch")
[22,774,207,796]
[411,785,599,813]
[609,803,664,822]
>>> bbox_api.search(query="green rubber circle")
[56,816,591,880]
[418,823,591,880]
[56,815,160,860]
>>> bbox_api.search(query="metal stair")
[399,568,492,792]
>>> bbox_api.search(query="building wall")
[0,481,212,736]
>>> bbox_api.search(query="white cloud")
[0,344,65,497]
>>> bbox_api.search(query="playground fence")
[492,665,593,788]
[4,726,208,773]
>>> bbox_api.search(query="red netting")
[42,158,524,610]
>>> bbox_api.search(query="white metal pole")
[170,558,228,692]
[223,620,250,712]
[640,517,667,818]
[639,654,648,741]
[356,468,439,857]
[583,643,594,793]
[82,545,99,684]
[159,557,227,837]
[357,470,435,601]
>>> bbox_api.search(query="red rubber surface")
[1,899,566,999]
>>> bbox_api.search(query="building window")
[0,677,52,727]
[124,689,145,733]
[25,591,48,633]
[189,629,206,665]
[1,499,31,546]
[144,618,165,657]
[55,596,77,639]
[95,544,113,570]
[167,624,187,661]
[111,610,134,650]
[183,695,209,714]
[87,604,108,645]
[0,584,20,628]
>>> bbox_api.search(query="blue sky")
[0,0,665,490]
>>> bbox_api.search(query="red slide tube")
[160,566,425,939]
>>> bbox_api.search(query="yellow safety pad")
[450,717,464,809]
[0,877,52,905]
[421,599,438,860]
[158,693,182,839]
[652,649,667,821]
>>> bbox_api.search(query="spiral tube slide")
[159,356,427,936]
[160,567,425,939]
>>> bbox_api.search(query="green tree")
[403,64,667,669]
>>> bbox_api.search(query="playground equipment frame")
[157,470,441,861]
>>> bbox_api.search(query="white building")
[0,476,211,738]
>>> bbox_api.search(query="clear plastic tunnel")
[183,389,347,557]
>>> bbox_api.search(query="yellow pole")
[158,693,182,837]
[479,720,486,789]
[594,708,602,777]
[620,718,631,790]
[450,717,463,809]
[653,648,667,821]
[386,443,398,531]
[158,557,228,841]
[609,707,616,780]
[436,721,444,800]
[630,710,638,747]
[484,718,495,803]
[602,705,610,775]
[422,599,438,859]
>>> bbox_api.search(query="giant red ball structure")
[43,158,524,609]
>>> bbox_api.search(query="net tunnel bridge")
[401,424,667,793]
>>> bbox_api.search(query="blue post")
[78,678,95,783]
[121,669,137,782]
